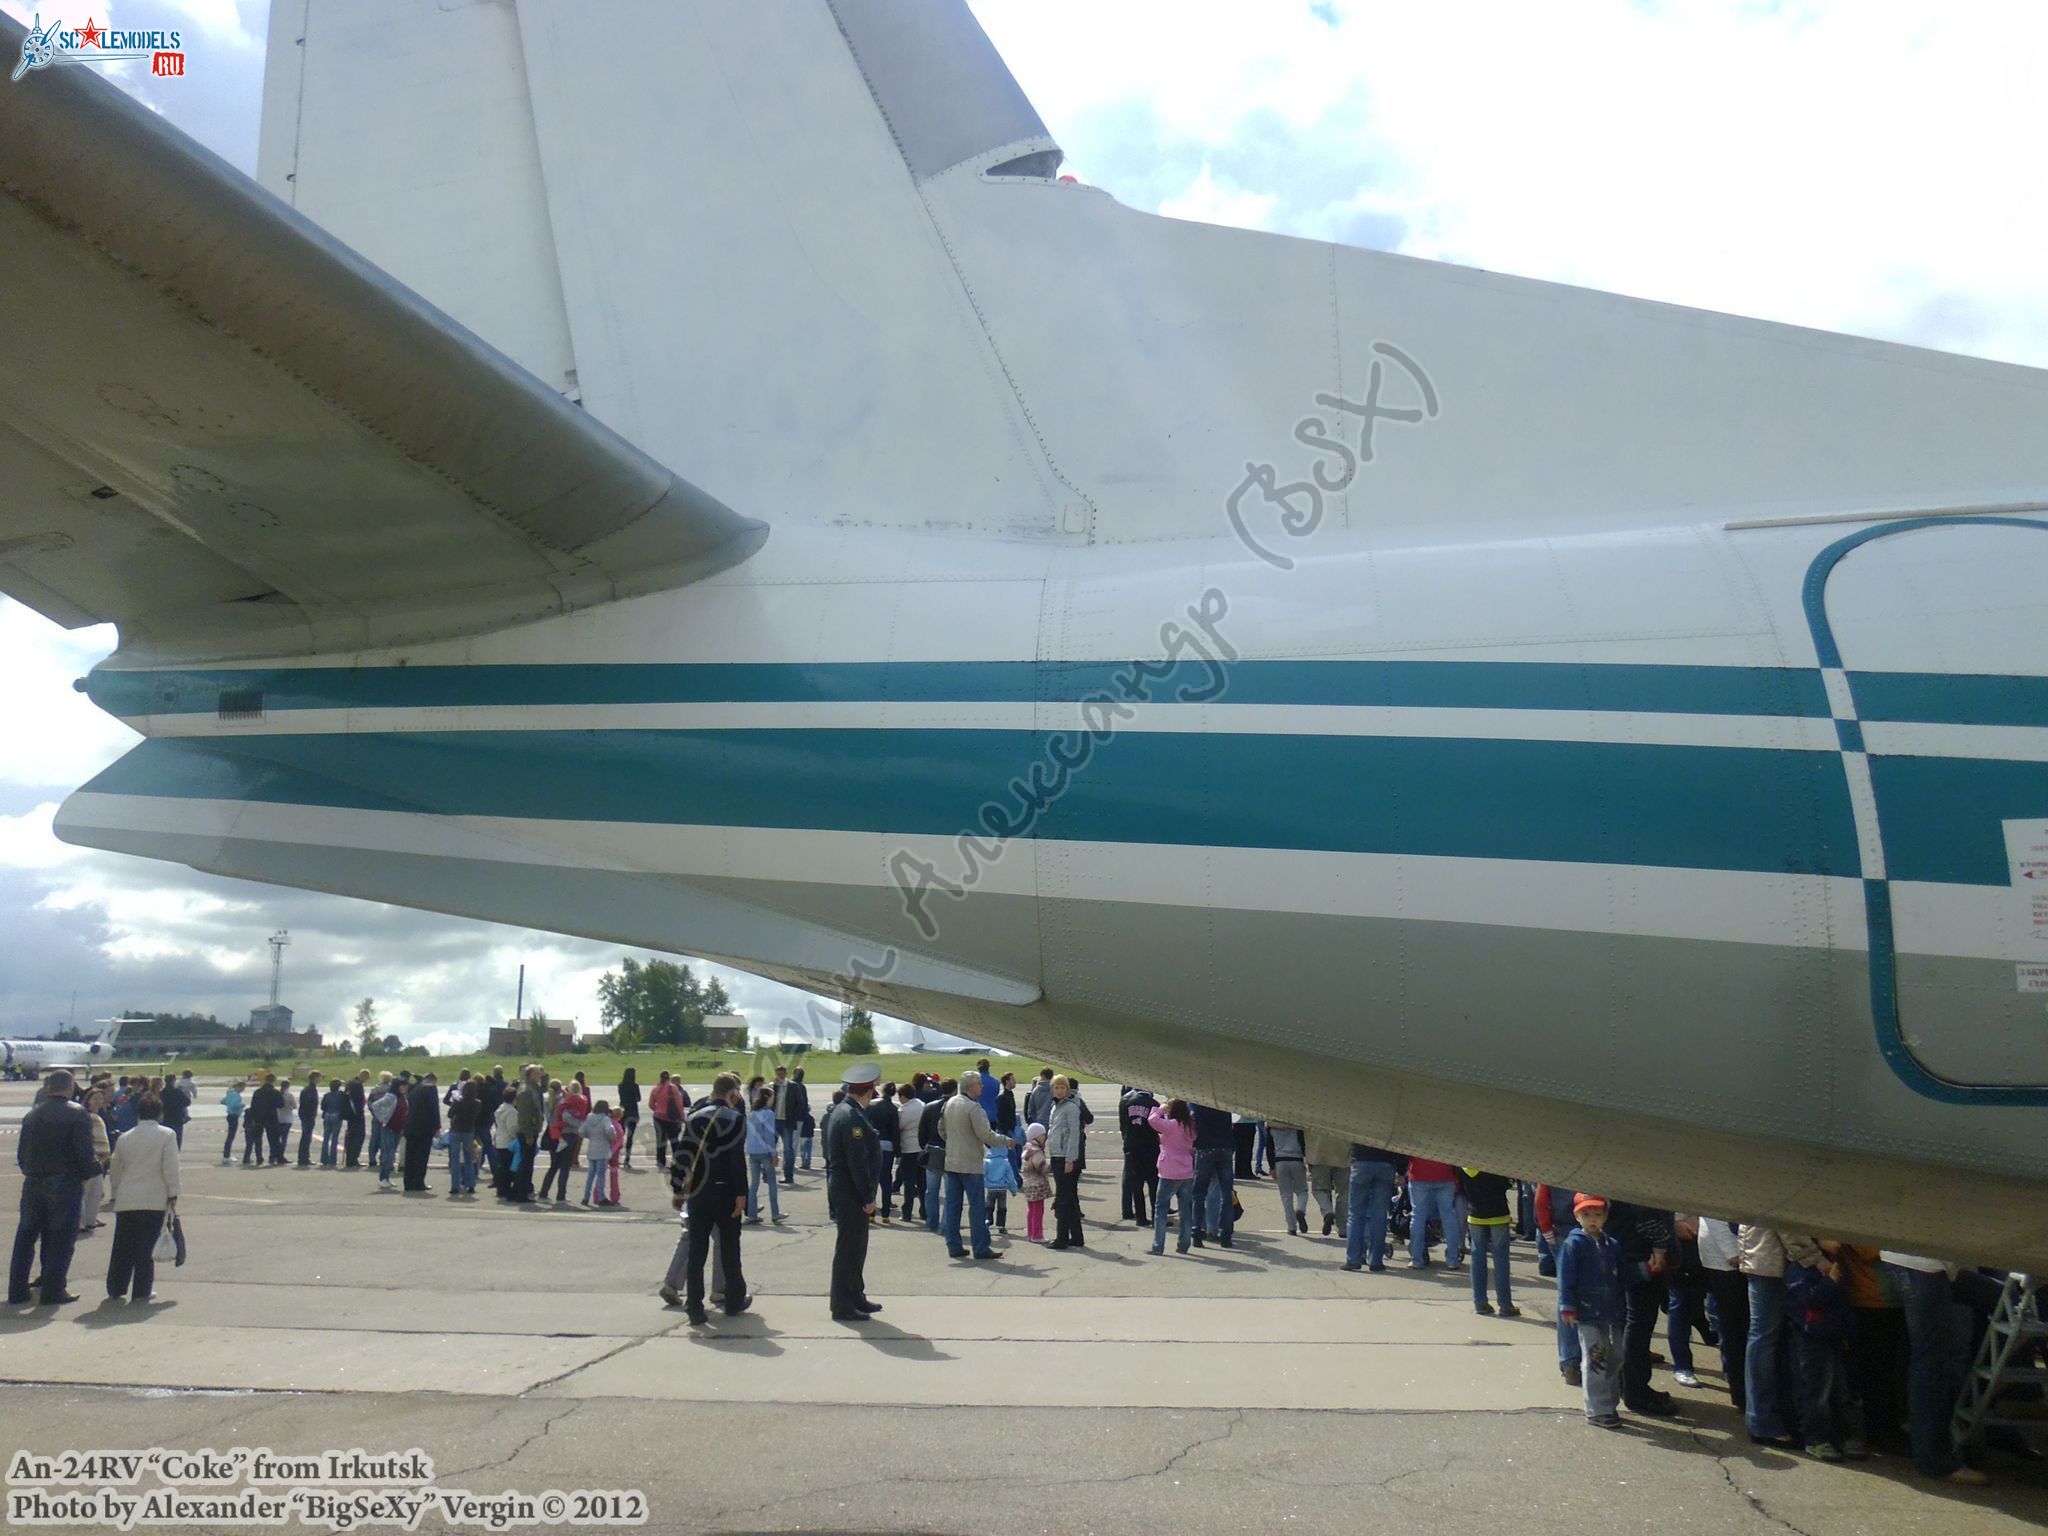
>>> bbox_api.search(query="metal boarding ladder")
[1953,1274,2046,1453]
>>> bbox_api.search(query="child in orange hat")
[1559,1195,1628,1426]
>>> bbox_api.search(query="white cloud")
[0,607,132,791]
[976,0,2048,365]
[1157,161,1279,232]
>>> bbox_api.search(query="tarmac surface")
[2,1077,2045,1535]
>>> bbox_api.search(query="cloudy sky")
[3,0,2045,1047]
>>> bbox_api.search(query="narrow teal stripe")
[85,659,1833,720]
[1850,671,2048,728]
[81,729,1863,880]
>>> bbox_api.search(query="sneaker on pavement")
[1673,1369,1701,1388]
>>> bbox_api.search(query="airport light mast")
[268,928,290,1008]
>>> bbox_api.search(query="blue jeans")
[1191,1147,1234,1241]
[321,1116,343,1166]
[1153,1176,1194,1251]
[924,1167,943,1233]
[1896,1264,1963,1475]
[1470,1223,1512,1308]
[1579,1322,1623,1418]
[376,1126,400,1183]
[748,1153,780,1220]
[1408,1180,1461,1265]
[943,1171,992,1256]
[800,1132,814,1170]
[1745,1275,1794,1440]
[778,1123,798,1181]
[1666,1280,1697,1373]
[582,1157,608,1203]
[1345,1161,1398,1269]
[447,1132,476,1193]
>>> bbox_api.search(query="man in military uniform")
[676,1073,751,1325]
[825,1063,885,1321]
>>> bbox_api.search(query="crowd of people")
[8,1058,2033,1486]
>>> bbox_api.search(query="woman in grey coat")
[1045,1076,1086,1249]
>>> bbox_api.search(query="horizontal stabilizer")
[0,12,764,661]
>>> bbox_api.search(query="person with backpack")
[669,1074,750,1324]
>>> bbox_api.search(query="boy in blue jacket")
[1558,1194,1628,1426]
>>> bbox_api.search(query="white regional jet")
[2,6,2045,1265]
[0,1019,160,1081]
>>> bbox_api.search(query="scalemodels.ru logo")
[12,13,186,81]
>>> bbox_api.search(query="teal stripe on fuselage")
[86,659,1834,719]
[83,728,1868,880]
[1871,756,2048,885]
[1852,671,2048,728]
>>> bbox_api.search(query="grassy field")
[160,1049,1079,1089]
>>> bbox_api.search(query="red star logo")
[75,18,104,47]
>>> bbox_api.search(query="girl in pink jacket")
[1148,1099,1199,1255]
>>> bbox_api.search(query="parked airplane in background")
[0,1019,164,1081]
[2,5,2044,1264]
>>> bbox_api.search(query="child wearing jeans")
[985,1142,1020,1234]
[746,1089,783,1223]
[606,1105,626,1207]
[1019,1123,1052,1242]
[580,1100,616,1206]
[1558,1194,1628,1426]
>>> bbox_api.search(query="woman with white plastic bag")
[105,1092,180,1303]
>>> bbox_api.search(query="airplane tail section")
[98,1019,123,1051]
[260,0,2048,554]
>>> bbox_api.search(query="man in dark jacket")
[9,1070,98,1306]
[917,1084,950,1235]
[771,1065,809,1186]
[296,1072,322,1167]
[246,1075,283,1166]
[1189,1103,1237,1247]
[401,1075,441,1192]
[158,1076,190,1148]
[1606,1200,1680,1416]
[826,1064,884,1321]
[343,1071,368,1168]
[677,1073,750,1323]
[1119,1087,1160,1225]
